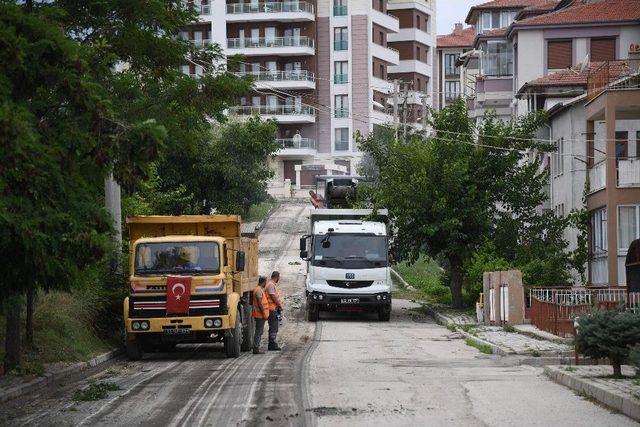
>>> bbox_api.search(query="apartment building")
[179,0,435,194]
[435,23,476,110]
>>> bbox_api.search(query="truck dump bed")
[127,215,258,295]
[309,209,389,230]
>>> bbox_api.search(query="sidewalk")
[545,365,640,421]
[421,303,572,356]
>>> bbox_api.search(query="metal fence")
[529,288,639,337]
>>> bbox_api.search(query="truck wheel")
[126,333,143,361]
[307,304,319,322]
[240,303,254,352]
[224,314,242,358]
[378,307,391,322]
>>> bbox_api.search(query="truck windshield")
[311,233,388,269]
[134,242,220,275]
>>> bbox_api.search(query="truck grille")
[326,280,373,289]
[129,295,227,318]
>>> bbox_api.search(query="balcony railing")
[226,1,314,14]
[191,39,213,47]
[231,105,315,115]
[199,4,211,14]
[334,40,348,51]
[227,36,314,49]
[334,108,349,118]
[334,74,348,84]
[277,138,316,150]
[333,5,347,16]
[236,70,315,82]
[589,160,606,192]
[618,158,640,187]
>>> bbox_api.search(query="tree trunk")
[4,294,22,373]
[26,286,35,348]
[612,360,622,378]
[449,255,464,309]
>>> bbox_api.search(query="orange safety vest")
[252,286,270,320]
[266,280,284,312]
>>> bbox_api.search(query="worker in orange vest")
[252,276,270,354]
[266,271,284,351]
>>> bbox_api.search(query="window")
[478,10,517,33]
[619,206,639,251]
[553,137,565,176]
[637,131,640,158]
[334,27,348,50]
[547,40,572,70]
[416,15,421,30]
[591,37,616,62]
[481,41,513,77]
[334,0,347,16]
[416,46,421,61]
[554,203,565,219]
[616,131,628,158]
[334,61,348,84]
[380,31,384,46]
[445,53,460,76]
[444,81,460,100]
[416,78,421,91]
[335,94,348,118]
[379,64,385,79]
[592,207,608,257]
[335,128,349,151]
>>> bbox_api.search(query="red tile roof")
[479,28,509,38]
[517,60,635,93]
[466,0,554,23]
[437,26,476,48]
[514,0,640,26]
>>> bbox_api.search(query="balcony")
[190,39,214,47]
[333,5,347,16]
[226,36,315,56]
[388,27,433,45]
[618,159,640,188]
[371,43,399,65]
[230,105,316,123]
[226,1,315,22]
[371,8,399,33]
[236,70,315,90]
[589,160,606,193]
[371,76,393,93]
[388,59,431,76]
[276,137,317,157]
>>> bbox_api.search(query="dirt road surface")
[0,202,635,426]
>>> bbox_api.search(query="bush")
[575,310,640,377]
[464,247,511,306]
[629,344,640,376]
[520,256,570,289]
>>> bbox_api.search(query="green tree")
[575,310,640,377]
[360,99,557,307]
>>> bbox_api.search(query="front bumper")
[307,291,391,307]
[125,314,230,334]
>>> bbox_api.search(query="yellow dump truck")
[124,215,259,360]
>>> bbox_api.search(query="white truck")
[299,209,392,321]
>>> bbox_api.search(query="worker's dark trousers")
[268,311,279,343]
[253,318,266,349]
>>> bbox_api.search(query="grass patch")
[0,287,116,373]
[73,382,120,401]
[393,257,448,304]
[564,366,577,372]
[465,337,493,354]
[244,200,277,222]
[503,324,516,333]
[447,324,457,332]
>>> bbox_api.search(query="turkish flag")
[166,276,192,315]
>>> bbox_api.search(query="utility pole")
[105,174,122,270]
[393,79,399,142]
[401,82,410,141]
[421,93,429,129]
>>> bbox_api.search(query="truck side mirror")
[299,237,306,251]
[236,251,246,272]
[300,250,308,259]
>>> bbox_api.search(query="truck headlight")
[205,318,214,328]
[140,321,150,330]
[376,295,382,301]
[313,294,318,300]
[318,294,324,300]
[132,321,141,330]
[213,318,222,328]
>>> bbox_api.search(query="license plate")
[164,328,190,335]
[340,298,360,304]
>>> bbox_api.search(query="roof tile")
[437,26,476,48]
[515,0,640,26]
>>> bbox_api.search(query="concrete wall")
[351,15,371,141]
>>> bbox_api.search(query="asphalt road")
[0,202,636,426]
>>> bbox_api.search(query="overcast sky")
[437,0,487,35]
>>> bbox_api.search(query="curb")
[390,268,416,291]
[0,348,122,404]
[544,365,640,421]
[458,329,509,356]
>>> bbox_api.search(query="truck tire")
[125,333,143,361]
[240,303,254,352]
[224,313,242,358]
[378,306,391,322]
[307,304,319,322]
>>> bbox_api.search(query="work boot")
[253,347,265,354]
[268,341,281,351]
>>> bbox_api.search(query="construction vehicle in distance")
[310,175,363,209]
[300,209,392,322]
[124,215,259,360]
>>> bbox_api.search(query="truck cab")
[124,215,258,360]
[300,209,391,321]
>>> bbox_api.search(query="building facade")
[435,23,476,110]
[180,0,436,194]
